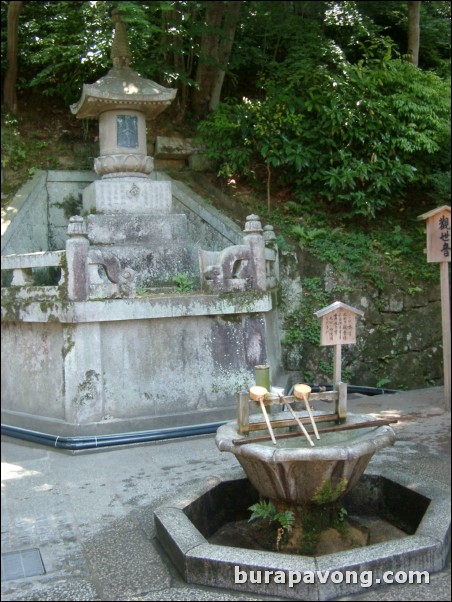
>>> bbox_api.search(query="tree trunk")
[407,1,421,67]
[3,1,24,113]
[192,1,225,118]
[192,1,241,118]
[160,1,199,121]
[209,1,241,112]
[266,163,272,212]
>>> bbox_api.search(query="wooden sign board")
[418,206,451,409]
[315,302,364,347]
[418,205,451,263]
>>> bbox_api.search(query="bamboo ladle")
[249,386,277,445]
[294,383,320,440]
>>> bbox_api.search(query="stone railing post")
[66,216,89,301]
[242,214,266,291]
[263,224,279,286]
[11,268,33,286]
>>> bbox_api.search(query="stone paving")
[1,388,450,601]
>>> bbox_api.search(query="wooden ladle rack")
[235,384,397,446]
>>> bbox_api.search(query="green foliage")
[54,193,82,219]
[248,500,294,531]
[356,1,451,75]
[172,273,195,292]
[2,1,197,105]
[281,205,439,384]
[248,499,295,551]
[289,216,437,292]
[196,100,254,180]
[1,0,450,114]
[275,234,292,253]
[312,478,348,505]
[291,225,327,249]
[283,277,330,348]
[337,507,348,523]
[15,1,114,103]
[1,105,89,195]
[1,113,28,170]
[199,42,450,217]
[248,500,276,522]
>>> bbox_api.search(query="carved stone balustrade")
[1,250,66,298]
[66,216,136,300]
[199,215,279,293]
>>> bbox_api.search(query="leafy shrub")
[198,41,450,218]
[172,273,195,292]
[1,113,28,170]
[248,500,294,532]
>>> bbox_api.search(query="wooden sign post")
[314,302,364,385]
[418,205,451,409]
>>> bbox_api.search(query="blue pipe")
[302,384,399,396]
[1,422,226,451]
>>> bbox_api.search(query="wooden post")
[237,391,250,434]
[440,261,450,408]
[333,344,342,385]
[418,206,451,410]
[336,381,348,420]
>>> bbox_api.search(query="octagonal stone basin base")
[154,471,450,601]
[215,413,396,505]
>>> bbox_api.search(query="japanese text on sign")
[438,215,450,259]
[321,309,356,346]
[422,207,452,263]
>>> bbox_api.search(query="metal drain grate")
[1,549,45,581]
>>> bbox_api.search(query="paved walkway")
[1,388,450,601]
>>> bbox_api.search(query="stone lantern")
[69,10,192,288]
[70,9,177,213]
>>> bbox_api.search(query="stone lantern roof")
[70,9,176,120]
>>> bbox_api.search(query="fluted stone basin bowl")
[215,413,396,506]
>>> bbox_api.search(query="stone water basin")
[215,413,396,505]
[155,411,449,600]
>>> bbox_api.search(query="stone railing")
[3,214,278,300]
[65,216,136,300]
[1,216,136,301]
[199,215,279,293]
[1,250,66,300]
